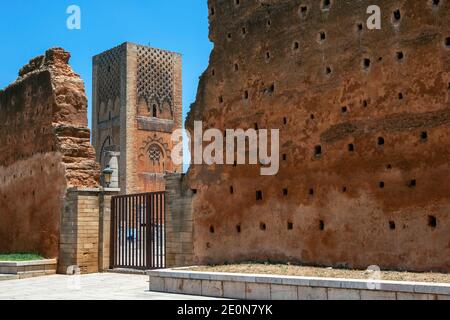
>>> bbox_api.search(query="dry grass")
[189,263,450,284]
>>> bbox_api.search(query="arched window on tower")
[148,144,165,173]
[149,144,162,164]
[152,104,157,118]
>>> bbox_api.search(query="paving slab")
[0,273,219,300]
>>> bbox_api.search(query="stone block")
[202,280,223,298]
[360,290,396,300]
[149,276,165,292]
[223,281,246,299]
[246,283,271,300]
[182,279,202,296]
[327,288,361,300]
[297,286,328,300]
[397,292,436,300]
[270,284,298,300]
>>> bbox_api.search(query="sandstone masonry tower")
[92,42,182,193]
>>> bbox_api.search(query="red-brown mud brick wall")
[186,0,450,272]
[0,48,99,258]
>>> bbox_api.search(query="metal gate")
[110,192,165,270]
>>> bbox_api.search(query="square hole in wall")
[393,9,401,23]
[322,0,331,11]
[314,145,322,157]
[256,190,263,201]
[421,131,428,141]
[299,5,308,18]
[236,225,241,233]
[260,222,267,231]
[287,222,294,230]
[283,188,288,196]
[348,144,355,152]
[389,221,396,230]
[319,220,325,231]
[428,215,437,229]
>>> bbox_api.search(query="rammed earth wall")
[0,48,99,259]
[185,0,450,272]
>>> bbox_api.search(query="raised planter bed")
[0,259,57,279]
[148,268,450,300]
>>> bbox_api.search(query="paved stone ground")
[0,273,216,300]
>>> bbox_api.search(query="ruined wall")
[93,43,183,194]
[0,48,99,258]
[186,0,450,272]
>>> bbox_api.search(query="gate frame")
[110,192,166,270]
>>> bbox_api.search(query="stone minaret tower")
[92,42,182,193]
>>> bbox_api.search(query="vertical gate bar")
[151,193,155,269]
[155,193,158,269]
[160,193,164,268]
[121,196,124,267]
[141,194,144,269]
[130,196,136,267]
[156,193,159,269]
[143,195,150,269]
[137,195,141,268]
[122,196,126,267]
[163,192,167,268]
[158,193,161,268]
[158,193,164,268]
[110,197,115,268]
[123,196,126,267]
[142,194,145,269]
[128,196,131,267]
[120,197,123,267]
[134,195,137,268]
[157,193,161,268]
[156,193,160,268]
[114,197,117,268]
[145,194,152,269]
[117,197,120,268]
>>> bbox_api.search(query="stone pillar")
[164,173,194,267]
[59,188,120,274]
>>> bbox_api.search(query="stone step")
[0,274,19,281]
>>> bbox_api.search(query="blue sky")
[0,0,212,129]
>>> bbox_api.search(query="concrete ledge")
[0,259,57,278]
[147,268,450,300]
[0,274,19,281]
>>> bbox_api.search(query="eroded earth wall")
[0,48,99,258]
[186,0,450,272]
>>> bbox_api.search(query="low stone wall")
[0,259,57,279]
[148,269,450,300]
